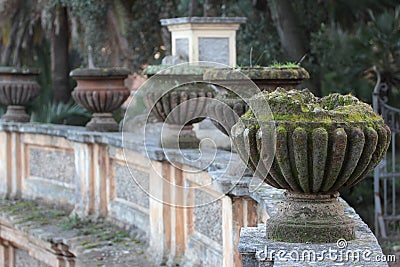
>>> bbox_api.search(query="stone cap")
[203,66,310,81]
[70,67,130,78]
[160,16,247,26]
[0,66,40,75]
[143,65,210,76]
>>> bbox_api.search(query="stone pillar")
[0,240,14,267]
[73,142,109,217]
[160,17,246,66]
[0,132,10,197]
[0,132,23,199]
[232,196,259,265]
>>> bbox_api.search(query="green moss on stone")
[241,88,383,128]
[269,61,299,68]
[203,66,310,81]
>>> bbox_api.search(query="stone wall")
[0,122,262,266]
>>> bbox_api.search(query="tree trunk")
[1,9,22,66]
[51,6,70,104]
[188,0,198,16]
[267,0,306,61]
[267,0,321,96]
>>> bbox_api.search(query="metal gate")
[373,67,400,240]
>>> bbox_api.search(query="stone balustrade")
[0,122,390,266]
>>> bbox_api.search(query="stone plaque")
[15,249,50,267]
[114,163,149,208]
[198,37,229,65]
[194,189,222,244]
[175,38,189,61]
[29,148,75,185]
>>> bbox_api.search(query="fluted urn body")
[0,67,41,122]
[204,66,309,136]
[231,88,391,242]
[143,65,215,148]
[70,68,130,132]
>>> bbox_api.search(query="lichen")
[203,66,310,81]
[240,88,383,127]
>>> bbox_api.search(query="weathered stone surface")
[70,67,130,132]
[204,67,310,136]
[199,37,229,64]
[239,215,388,266]
[232,89,390,193]
[206,92,246,136]
[185,232,223,266]
[175,38,189,61]
[203,66,309,80]
[0,199,155,267]
[143,65,207,76]
[0,122,391,266]
[145,84,214,125]
[194,189,222,244]
[29,148,75,185]
[265,192,355,243]
[114,163,149,208]
[15,248,50,267]
[69,67,130,77]
[143,66,215,148]
[160,16,247,26]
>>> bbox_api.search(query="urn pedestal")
[143,65,215,149]
[0,67,41,122]
[205,66,309,136]
[70,68,130,132]
[232,89,391,243]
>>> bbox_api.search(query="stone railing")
[0,121,391,266]
[0,122,263,266]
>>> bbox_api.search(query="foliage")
[0,0,399,121]
[367,7,400,88]
[30,101,90,125]
[310,6,400,102]
[0,104,5,117]
[227,0,282,67]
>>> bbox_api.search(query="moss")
[203,66,310,81]
[241,88,383,128]
[84,243,100,249]
[70,67,130,77]
[269,61,299,68]
[80,240,90,246]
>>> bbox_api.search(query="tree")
[266,0,307,62]
[50,4,70,103]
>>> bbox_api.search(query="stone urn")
[0,67,41,122]
[143,65,215,148]
[205,66,309,136]
[70,68,130,132]
[231,88,391,243]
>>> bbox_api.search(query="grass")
[0,199,139,250]
[269,61,299,68]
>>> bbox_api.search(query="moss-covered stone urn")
[70,68,130,132]
[0,67,41,122]
[143,65,215,148]
[205,66,309,136]
[231,88,391,243]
